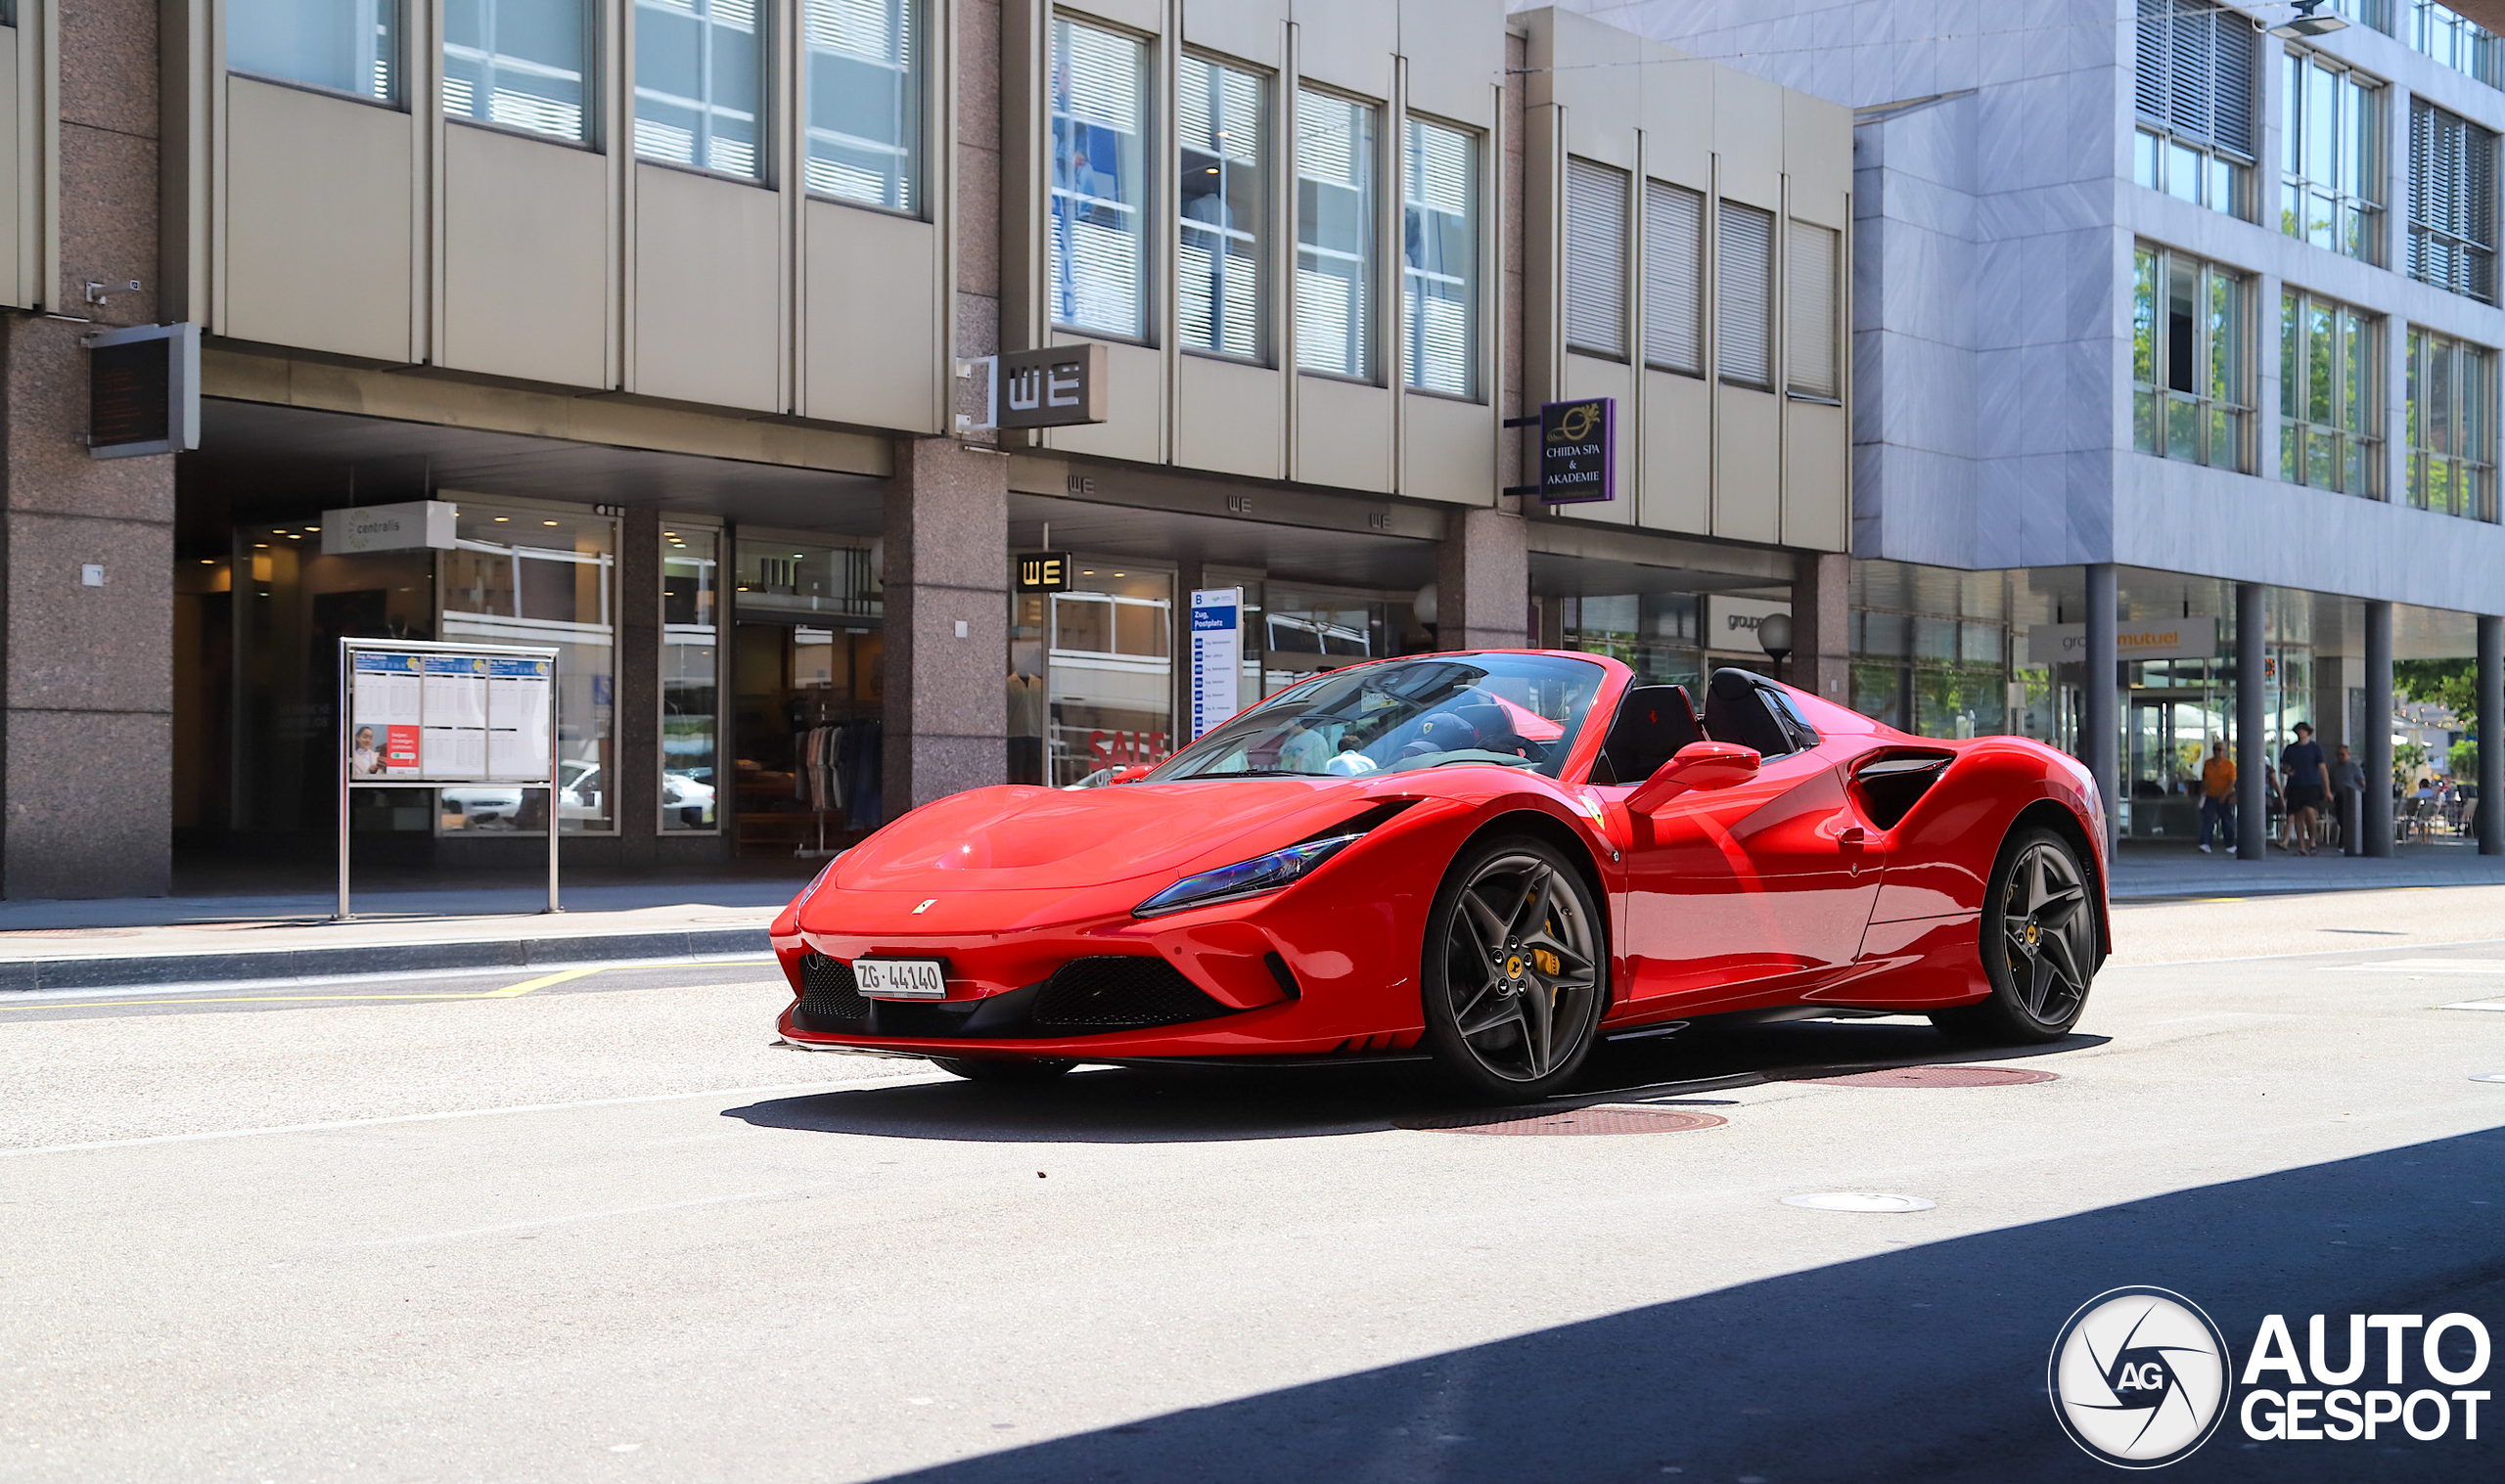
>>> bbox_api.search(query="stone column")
[882,437,1010,814]
[615,508,660,866]
[1435,508,1528,651]
[2364,599,2393,858]
[2481,613,2502,857]
[2236,582,2266,861]
[2084,562,2118,852]
[1790,552,1851,705]
[2,0,173,898]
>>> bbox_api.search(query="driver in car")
[1399,693,1526,762]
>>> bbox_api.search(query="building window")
[439,503,618,834]
[1297,89,1377,380]
[1642,180,1704,378]
[660,524,721,832]
[804,0,919,212]
[230,0,400,104]
[2406,328,2497,518]
[1563,158,1627,360]
[2281,50,2384,260]
[2279,290,2383,497]
[2131,0,2257,219]
[444,0,593,142]
[1402,117,1477,398]
[1717,201,1774,390]
[2131,245,2252,472]
[2407,1,2502,87]
[1049,18,1148,340]
[1787,221,1840,401]
[635,0,766,180]
[2408,99,2496,302]
[1179,58,1265,363]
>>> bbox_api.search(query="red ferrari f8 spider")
[770,652,2109,1100]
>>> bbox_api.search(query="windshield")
[1146,653,1607,782]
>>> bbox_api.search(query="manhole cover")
[1396,1105,1727,1136]
[1782,1192,1937,1213]
[1796,1064,2059,1088]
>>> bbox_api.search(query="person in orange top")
[2198,739,2236,854]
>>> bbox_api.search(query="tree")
[2394,658,2479,736]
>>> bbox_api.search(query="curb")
[0,926,776,993]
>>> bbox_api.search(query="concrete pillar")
[882,437,1010,813]
[1789,552,1851,705]
[615,508,661,867]
[2237,583,2266,861]
[2084,563,2118,851]
[1435,508,1529,651]
[2364,599,2393,858]
[2480,614,2502,856]
[2,0,173,898]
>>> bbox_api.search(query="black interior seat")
[1702,667,1798,759]
[1592,685,1702,785]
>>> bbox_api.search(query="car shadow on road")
[861,1126,2505,1483]
[721,1020,2112,1145]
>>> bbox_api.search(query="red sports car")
[770,652,2109,1100]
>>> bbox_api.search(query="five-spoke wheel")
[1933,826,2100,1044]
[1422,836,1606,1101]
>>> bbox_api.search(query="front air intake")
[796,952,874,1029]
[1029,957,1234,1031]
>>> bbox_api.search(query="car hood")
[833,780,1376,894]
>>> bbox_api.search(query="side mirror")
[1109,764,1154,786]
[1627,741,1760,816]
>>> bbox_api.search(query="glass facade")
[1402,117,1477,397]
[1851,562,2010,741]
[804,0,921,212]
[1298,90,1377,380]
[635,0,767,180]
[2278,290,2383,497]
[2132,245,2252,472]
[2131,0,2258,221]
[2280,49,2383,261]
[2407,98,2497,302]
[2405,327,2498,518]
[660,524,720,832]
[230,0,400,103]
[1049,19,1148,339]
[2407,1,2502,87]
[1558,594,1704,691]
[444,0,592,142]
[731,535,884,850]
[1178,58,1266,362]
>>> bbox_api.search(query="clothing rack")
[793,718,883,858]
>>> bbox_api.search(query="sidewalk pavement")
[1,838,2500,992]
[0,882,798,992]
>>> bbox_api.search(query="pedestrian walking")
[2280,723,2329,856]
[2197,739,2236,853]
[2331,743,2365,850]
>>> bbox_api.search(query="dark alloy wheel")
[1421,836,1606,1102]
[1933,826,2100,1044]
[932,1056,1077,1083]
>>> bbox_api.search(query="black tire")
[1931,826,2100,1045]
[931,1056,1077,1083]
[1421,835,1607,1102]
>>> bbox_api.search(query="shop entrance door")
[1012,562,1174,787]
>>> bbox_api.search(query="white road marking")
[2322,959,2505,973]
[353,1188,828,1246]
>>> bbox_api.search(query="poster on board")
[487,657,555,781]
[348,652,424,778]
[1189,588,1243,741]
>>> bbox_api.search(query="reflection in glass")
[635,0,765,179]
[445,0,590,141]
[661,526,718,832]
[230,0,399,101]
[805,0,920,211]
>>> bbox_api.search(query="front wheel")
[1931,826,2100,1045]
[1421,836,1607,1102]
[931,1056,1076,1083]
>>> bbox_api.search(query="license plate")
[854,957,948,1000]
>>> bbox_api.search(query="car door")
[1615,687,1886,1009]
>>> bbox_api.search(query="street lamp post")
[1757,612,1794,684]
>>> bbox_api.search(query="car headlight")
[1133,833,1361,918]
[792,851,846,911]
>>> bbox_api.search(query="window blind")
[2409,96,2498,301]
[2134,0,2256,158]
[1717,202,1774,388]
[1787,222,1839,399]
[1565,157,1628,359]
[1642,180,1704,376]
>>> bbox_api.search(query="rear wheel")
[1421,836,1606,1102]
[931,1056,1076,1083]
[1931,826,2099,1045]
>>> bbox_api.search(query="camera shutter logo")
[2049,1287,2231,1468]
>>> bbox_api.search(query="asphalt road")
[4,892,2504,1483]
